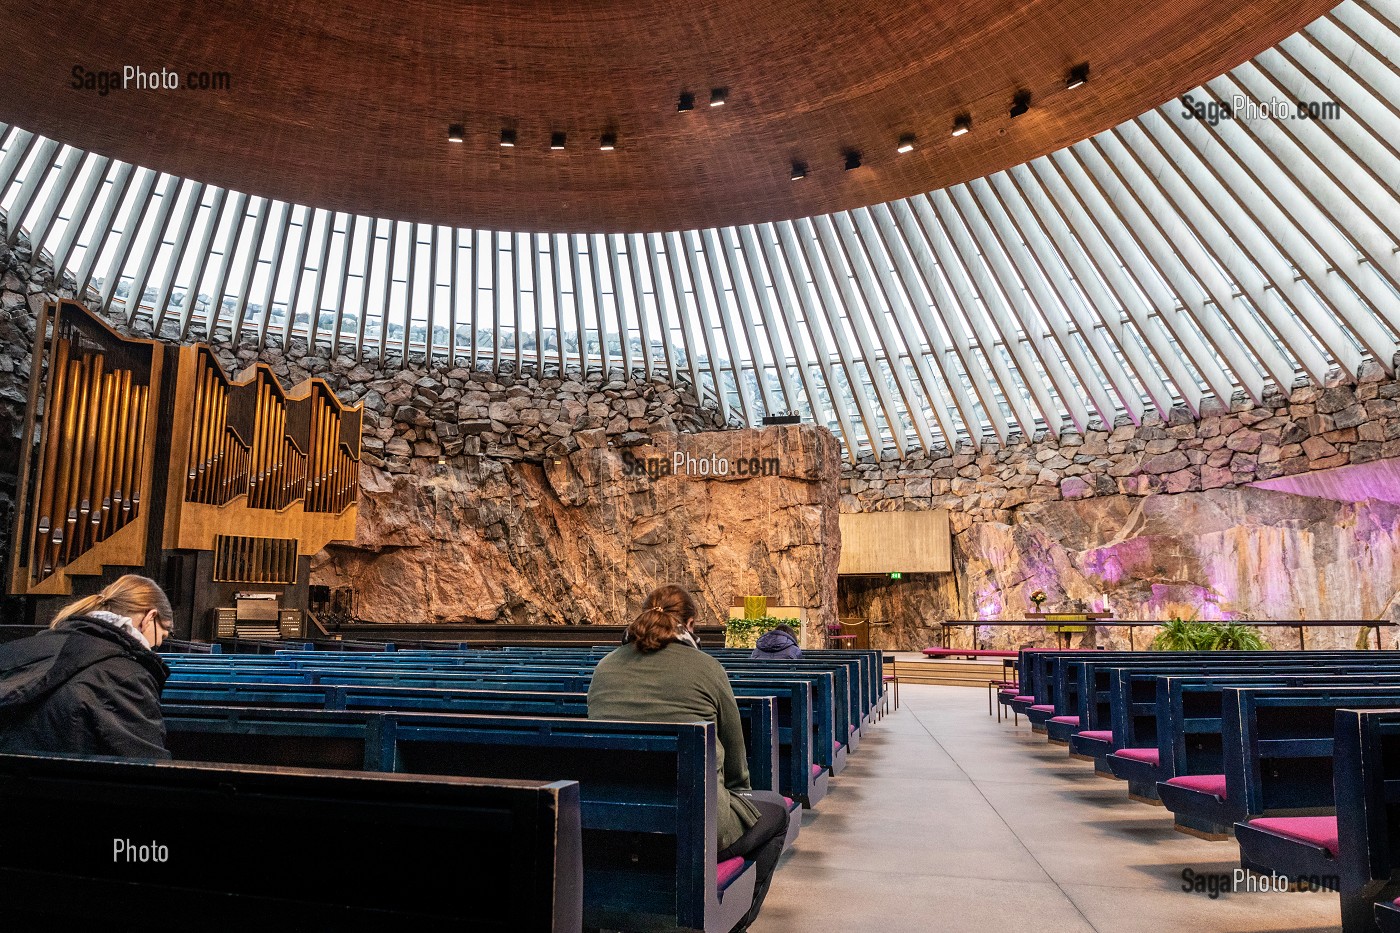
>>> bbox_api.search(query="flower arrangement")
[725,615,800,650]
[1029,590,1048,610]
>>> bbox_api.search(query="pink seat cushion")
[1049,715,1081,725]
[1114,747,1160,765]
[1166,773,1227,799]
[717,857,748,891]
[811,764,825,778]
[1029,704,1054,712]
[1013,696,1034,702]
[1077,730,1113,742]
[834,741,845,752]
[1247,816,1339,857]
[783,796,796,810]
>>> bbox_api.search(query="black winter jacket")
[0,616,171,758]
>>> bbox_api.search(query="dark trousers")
[718,790,791,933]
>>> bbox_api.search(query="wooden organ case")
[9,301,164,597]
[9,300,362,639]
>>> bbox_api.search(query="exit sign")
[889,572,902,580]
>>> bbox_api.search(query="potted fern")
[1148,616,1266,651]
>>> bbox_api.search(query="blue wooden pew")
[1161,686,1400,839]
[167,660,846,788]
[162,680,785,811]
[0,751,581,932]
[1107,669,1400,802]
[161,706,757,933]
[1332,709,1400,933]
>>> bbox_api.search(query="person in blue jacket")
[750,624,802,660]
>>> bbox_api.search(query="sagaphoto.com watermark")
[72,65,232,96]
[620,450,781,480]
[1180,867,1336,898]
[1179,92,1344,127]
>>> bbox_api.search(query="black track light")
[500,128,516,147]
[550,132,566,150]
[1065,62,1090,89]
[897,134,915,153]
[790,160,808,180]
[951,114,972,137]
[678,91,695,112]
[843,150,862,171]
[600,132,617,151]
[1009,90,1032,118]
[447,124,465,143]
[710,87,728,107]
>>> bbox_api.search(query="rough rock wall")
[313,425,842,630]
[840,372,1400,651]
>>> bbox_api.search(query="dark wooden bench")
[161,706,758,933]
[1335,709,1400,933]
[162,679,785,811]
[0,751,581,932]
[166,656,845,796]
[1161,686,1400,838]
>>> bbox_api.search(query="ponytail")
[627,585,699,653]
[52,575,173,629]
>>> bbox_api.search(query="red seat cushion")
[1166,774,1227,799]
[1077,730,1113,742]
[717,857,748,891]
[1247,816,1339,857]
[1113,747,1160,765]
[1049,715,1081,725]
[1029,704,1054,712]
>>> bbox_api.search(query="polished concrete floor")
[751,684,1341,933]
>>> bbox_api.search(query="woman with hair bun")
[0,574,173,758]
[588,584,789,933]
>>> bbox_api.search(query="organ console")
[9,299,363,637]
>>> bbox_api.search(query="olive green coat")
[587,641,761,850]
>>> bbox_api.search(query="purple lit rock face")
[1251,457,1400,506]
[839,483,1400,651]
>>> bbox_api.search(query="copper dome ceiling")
[0,0,1339,232]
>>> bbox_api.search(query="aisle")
[751,685,1340,933]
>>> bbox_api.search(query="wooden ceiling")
[0,0,1337,233]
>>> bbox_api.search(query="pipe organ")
[163,341,362,577]
[10,300,363,630]
[9,301,163,595]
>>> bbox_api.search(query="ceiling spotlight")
[550,132,566,150]
[710,87,728,107]
[843,149,862,171]
[677,91,695,112]
[951,114,972,136]
[790,160,808,180]
[447,124,465,143]
[600,132,617,151]
[499,128,517,147]
[1065,62,1090,89]
[896,134,915,153]
[1009,90,1032,118]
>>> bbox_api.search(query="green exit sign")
[889,572,902,580]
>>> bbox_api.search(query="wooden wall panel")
[837,510,950,575]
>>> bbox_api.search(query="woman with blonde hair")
[0,574,172,758]
[588,584,790,933]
